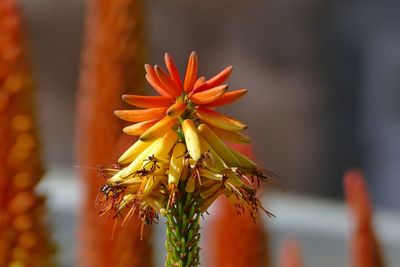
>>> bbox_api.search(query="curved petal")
[123,119,159,135]
[194,76,205,88]
[164,53,183,90]
[205,89,247,107]
[206,124,250,143]
[196,107,246,131]
[155,65,181,97]
[139,116,178,141]
[122,95,174,108]
[192,65,233,94]
[190,85,227,105]
[166,101,186,118]
[145,64,174,97]
[114,107,167,122]
[183,51,198,92]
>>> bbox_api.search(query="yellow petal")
[139,116,177,142]
[168,143,187,185]
[166,101,186,118]
[123,119,158,136]
[196,107,246,131]
[181,119,201,160]
[206,124,250,143]
[198,124,240,167]
[118,139,153,165]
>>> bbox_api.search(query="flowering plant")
[97,52,276,266]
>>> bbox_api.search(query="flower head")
[98,52,276,228]
[114,52,248,141]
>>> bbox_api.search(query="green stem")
[165,183,201,267]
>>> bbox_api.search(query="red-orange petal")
[164,53,183,90]
[155,65,181,97]
[123,119,159,135]
[192,65,233,94]
[205,89,247,107]
[194,76,205,88]
[190,85,227,105]
[196,107,247,131]
[183,51,198,92]
[144,64,173,97]
[114,107,167,122]
[166,101,186,118]
[122,95,174,108]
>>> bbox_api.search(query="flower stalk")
[165,186,200,267]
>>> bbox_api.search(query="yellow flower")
[98,52,276,228]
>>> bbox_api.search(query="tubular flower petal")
[192,65,233,94]
[145,64,174,97]
[191,85,228,105]
[164,53,183,89]
[198,124,240,167]
[122,94,174,108]
[114,107,166,122]
[123,119,158,136]
[206,124,251,143]
[166,101,186,118]
[184,51,198,92]
[196,107,247,131]
[118,140,154,165]
[139,116,177,142]
[182,119,202,161]
[99,52,277,240]
[194,76,206,88]
[205,88,248,107]
[155,65,181,97]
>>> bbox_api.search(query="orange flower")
[206,197,269,267]
[75,0,153,266]
[278,239,303,267]
[115,52,248,142]
[344,169,384,267]
[99,52,277,237]
[0,1,55,266]
[99,52,277,267]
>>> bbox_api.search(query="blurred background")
[15,0,400,266]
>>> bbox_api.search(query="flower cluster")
[0,1,55,265]
[97,52,276,228]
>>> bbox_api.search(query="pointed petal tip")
[122,127,130,134]
[114,110,126,120]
